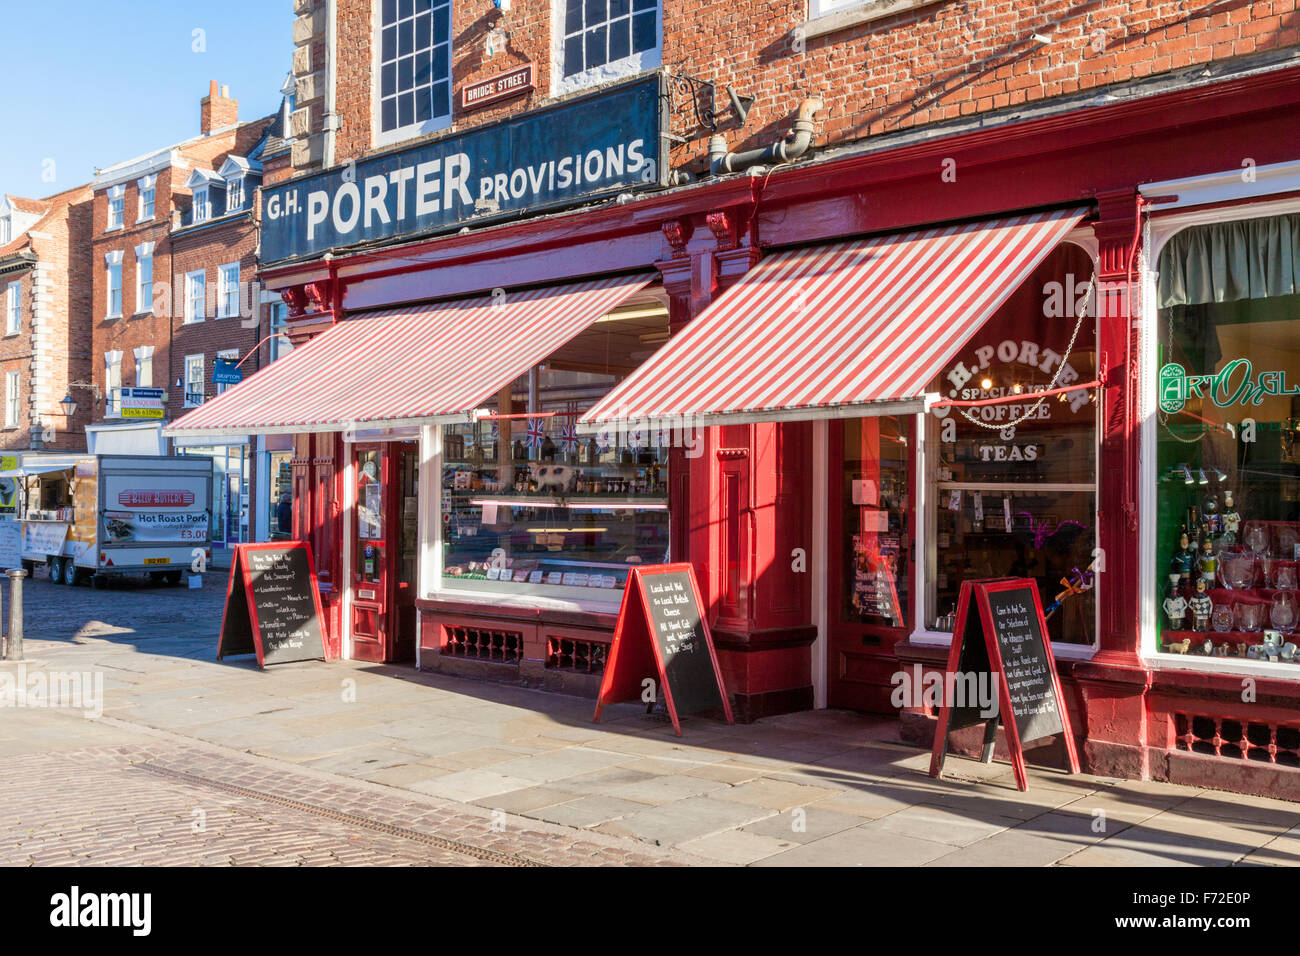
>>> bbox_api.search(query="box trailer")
[7,453,214,586]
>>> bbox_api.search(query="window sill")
[3,331,18,338]
[135,217,153,225]
[131,310,153,319]
[798,0,940,40]
[102,314,122,322]
[104,225,124,233]
[183,318,205,325]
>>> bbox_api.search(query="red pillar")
[656,210,816,721]
[1072,189,1153,780]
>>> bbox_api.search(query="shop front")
[167,64,1300,796]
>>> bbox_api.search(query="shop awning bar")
[579,207,1088,431]
[164,274,652,437]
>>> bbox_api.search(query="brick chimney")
[200,81,238,135]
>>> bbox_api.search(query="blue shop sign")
[261,74,667,264]
[213,359,242,386]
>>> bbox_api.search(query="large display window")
[437,299,672,606]
[925,244,1099,645]
[1154,212,1300,666]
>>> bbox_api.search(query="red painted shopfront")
[168,64,1300,798]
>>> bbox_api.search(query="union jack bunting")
[560,422,579,454]
[525,418,546,450]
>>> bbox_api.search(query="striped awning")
[580,208,1087,429]
[165,274,651,437]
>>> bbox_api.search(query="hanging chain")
[955,273,1095,431]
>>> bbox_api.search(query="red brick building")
[0,186,94,461]
[175,0,1300,797]
[89,83,277,549]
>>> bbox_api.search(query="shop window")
[376,0,453,147]
[439,299,673,605]
[839,415,910,628]
[925,244,1099,645]
[557,0,661,93]
[1154,212,1300,667]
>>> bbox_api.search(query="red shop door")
[827,416,915,713]
[350,442,418,663]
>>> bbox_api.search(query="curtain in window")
[1158,213,1300,309]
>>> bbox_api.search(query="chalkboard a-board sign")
[593,563,733,736]
[217,542,329,667]
[928,578,1079,791]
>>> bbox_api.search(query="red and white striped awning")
[580,208,1087,429]
[165,274,651,437]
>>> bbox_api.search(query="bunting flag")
[525,418,546,450]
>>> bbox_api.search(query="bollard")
[6,568,25,662]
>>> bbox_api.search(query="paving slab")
[678,829,796,864]
[612,796,777,846]
[754,825,952,867]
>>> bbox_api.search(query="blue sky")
[1,1,294,199]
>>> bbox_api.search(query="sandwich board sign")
[928,577,1079,791]
[217,541,329,667]
[593,563,733,736]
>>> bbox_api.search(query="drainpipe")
[323,0,339,167]
[709,97,823,177]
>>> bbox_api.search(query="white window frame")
[810,0,866,16]
[215,347,240,395]
[104,351,123,417]
[4,371,19,428]
[225,176,244,212]
[184,354,205,408]
[134,242,155,315]
[192,186,210,223]
[106,185,125,231]
[184,270,206,324]
[105,250,124,319]
[270,302,294,362]
[372,0,454,148]
[137,175,156,222]
[0,216,10,244]
[5,281,19,336]
[217,262,240,318]
[133,344,155,389]
[552,0,663,96]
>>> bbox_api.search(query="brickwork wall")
[294,0,1299,178]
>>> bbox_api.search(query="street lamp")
[60,382,101,417]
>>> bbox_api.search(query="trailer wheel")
[49,557,65,584]
[164,570,183,586]
[62,560,79,587]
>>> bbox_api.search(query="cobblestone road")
[0,710,682,866]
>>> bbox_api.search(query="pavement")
[3,569,1300,867]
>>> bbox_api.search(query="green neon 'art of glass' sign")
[1159,359,1300,415]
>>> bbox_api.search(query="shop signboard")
[119,387,166,420]
[22,521,68,557]
[0,454,17,514]
[212,359,242,386]
[261,73,667,264]
[0,518,19,569]
[929,577,1080,791]
[593,563,733,736]
[217,542,329,667]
